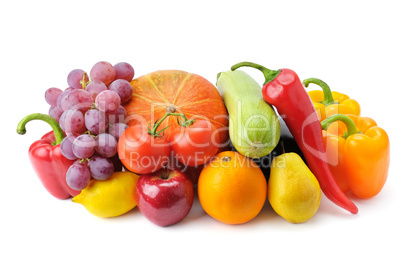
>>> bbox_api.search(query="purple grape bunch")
[44,61,134,191]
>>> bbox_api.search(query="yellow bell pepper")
[303,78,361,121]
[321,114,390,199]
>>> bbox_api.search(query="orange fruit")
[198,151,267,224]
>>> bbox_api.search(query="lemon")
[72,171,139,218]
[268,153,321,223]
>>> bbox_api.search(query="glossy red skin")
[28,131,81,199]
[135,169,194,227]
[118,124,171,174]
[169,120,218,167]
[262,69,358,214]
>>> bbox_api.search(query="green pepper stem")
[303,78,334,106]
[231,61,281,85]
[148,113,194,137]
[321,114,358,139]
[17,113,65,145]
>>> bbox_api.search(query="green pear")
[268,152,321,223]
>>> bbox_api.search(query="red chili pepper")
[17,113,80,199]
[231,62,358,214]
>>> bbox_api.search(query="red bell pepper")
[231,62,358,214]
[17,113,80,199]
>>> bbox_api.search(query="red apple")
[135,168,194,227]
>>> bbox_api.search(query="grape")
[85,109,108,135]
[56,88,73,110]
[59,111,66,130]
[109,79,133,103]
[95,133,117,158]
[60,91,73,111]
[45,87,63,106]
[89,61,115,85]
[60,135,78,160]
[113,62,134,82]
[66,162,91,190]
[68,89,93,112]
[72,134,96,159]
[67,69,89,89]
[49,106,63,122]
[85,80,107,101]
[62,109,85,134]
[109,122,128,140]
[88,156,114,180]
[95,90,121,113]
[107,105,127,124]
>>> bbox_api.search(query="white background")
[1,0,401,266]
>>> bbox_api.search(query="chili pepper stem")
[321,114,358,139]
[231,62,281,85]
[148,112,195,137]
[17,113,65,145]
[303,78,335,106]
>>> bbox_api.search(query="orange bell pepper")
[303,78,361,121]
[321,114,390,199]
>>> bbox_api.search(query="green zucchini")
[216,70,280,158]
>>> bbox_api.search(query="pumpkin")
[123,70,229,146]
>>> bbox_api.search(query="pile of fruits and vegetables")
[17,60,390,226]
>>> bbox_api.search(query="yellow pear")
[73,171,139,218]
[268,153,321,223]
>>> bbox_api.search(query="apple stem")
[160,167,169,180]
